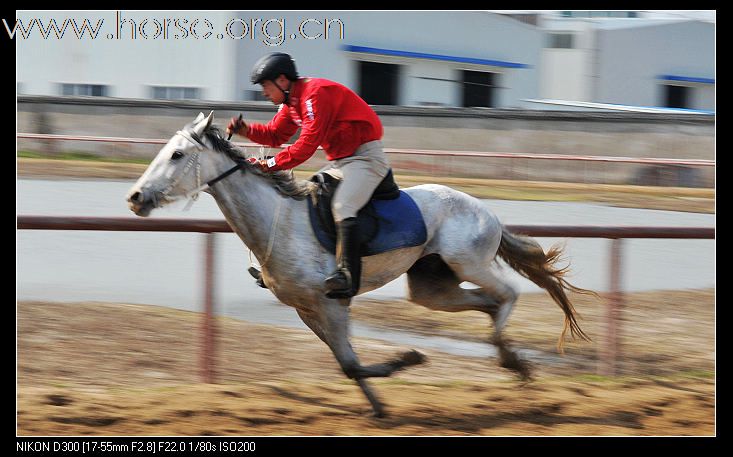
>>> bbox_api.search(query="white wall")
[540,49,590,100]
[596,21,715,108]
[692,85,715,111]
[17,11,542,107]
[16,11,238,100]
[539,18,597,102]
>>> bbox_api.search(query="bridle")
[161,126,282,269]
[156,128,245,207]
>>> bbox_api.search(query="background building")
[17,11,543,108]
[538,13,715,111]
[16,11,715,111]
[17,11,713,112]
[15,10,715,187]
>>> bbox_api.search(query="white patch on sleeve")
[267,157,277,168]
[305,99,315,120]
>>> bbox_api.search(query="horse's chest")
[263,269,323,308]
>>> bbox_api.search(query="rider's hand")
[246,157,270,172]
[226,116,248,137]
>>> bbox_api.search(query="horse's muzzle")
[126,189,154,217]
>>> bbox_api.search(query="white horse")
[126,112,591,417]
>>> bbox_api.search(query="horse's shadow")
[371,403,646,433]
[265,384,647,432]
[266,385,366,415]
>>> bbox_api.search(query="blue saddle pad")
[308,191,428,257]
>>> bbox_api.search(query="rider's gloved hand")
[226,116,248,137]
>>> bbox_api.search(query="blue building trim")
[343,45,530,69]
[659,75,715,85]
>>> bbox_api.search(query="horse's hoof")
[402,350,427,366]
[499,351,533,381]
[516,364,534,383]
[371,408,387,419]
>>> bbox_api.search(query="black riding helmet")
[251,53,299,104]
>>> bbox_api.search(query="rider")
[227,52,391,300]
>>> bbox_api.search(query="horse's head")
[126,111,226,216]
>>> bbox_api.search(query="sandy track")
[17,297,714,436]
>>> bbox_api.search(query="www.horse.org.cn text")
[5,11,345,46]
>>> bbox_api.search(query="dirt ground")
[17,289,715,436]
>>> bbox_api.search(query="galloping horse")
[126,112,591,417]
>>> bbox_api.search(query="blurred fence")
[17,133,715,187]
[17,215,715,380]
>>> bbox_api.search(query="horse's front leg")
[321,298,428,380]
[297,301,427,417]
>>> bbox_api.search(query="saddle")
[307,169,427,257]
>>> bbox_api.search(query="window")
[548,33,574,49]
[664,85,689,109]
[60,84,108,97]
[461,70,495,108]
[357,61,400,105]
[150,86,200,100]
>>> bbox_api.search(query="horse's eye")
[171,151,184,160]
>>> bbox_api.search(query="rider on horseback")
[227,52,392,299]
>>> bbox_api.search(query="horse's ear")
[193,111,214,136]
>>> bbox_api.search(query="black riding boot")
[324,217,361,300]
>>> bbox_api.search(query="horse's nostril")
[130,191,143,203]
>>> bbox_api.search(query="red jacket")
[245,78,383,171]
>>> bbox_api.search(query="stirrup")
[248,266,268,289]
[324,269,355,299]
[325,288,356,299]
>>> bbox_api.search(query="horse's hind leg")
[407,254,516,333]
[450,260,533,380]
[407,255,530,379]
[296,304,426,417]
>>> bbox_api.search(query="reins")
[173,124,282,272]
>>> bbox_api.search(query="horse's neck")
[208,171,295,263]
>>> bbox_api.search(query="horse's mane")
[195,124,316,200]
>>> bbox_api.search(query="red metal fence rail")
[17,215,714,378]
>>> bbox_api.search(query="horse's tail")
[497,226,595,352]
